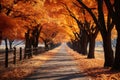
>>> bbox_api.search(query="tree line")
[0,0,120,71]
[67,0,120,71]
[0,0,60,52]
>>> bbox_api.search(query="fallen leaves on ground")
[67,47,120,80]
[0,47,61,80]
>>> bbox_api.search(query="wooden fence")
[4,47,45,68]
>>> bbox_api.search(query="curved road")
[25,43,90,80]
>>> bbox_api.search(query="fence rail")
[0,43,61,68]
[0,46,45,68]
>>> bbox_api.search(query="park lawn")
[0,47,60,80]
[67,47,120,80]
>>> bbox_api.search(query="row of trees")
[62,3,98,59]
[55,0,119,71]
[64,0,120,70]
[0,0,120,71]
[75,0,120,70]
[0,0,63,51]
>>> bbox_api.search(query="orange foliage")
[0,0,76,43]
[0,13,18,40]
[0,0,116,43]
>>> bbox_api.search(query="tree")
[113,0,120,70]
[68,25,81,52]
[0,31,2,43]
[77,0,114,67]
[31,24,42,48]
[84,20,99,58]
[62,2,99,57]
[8,39,14,49]
[0,0,73,47]
[104,0,120,70]
[0,13,18,49]
[40,22,60,50]
[62,3,88,55]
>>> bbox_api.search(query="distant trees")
[40,22,59,50]
[62,2,99,58]
[0,0,68,50]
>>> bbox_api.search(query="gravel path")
[24,44,90,80]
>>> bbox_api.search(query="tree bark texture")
[87,36,95,58]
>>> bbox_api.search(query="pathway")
[24,43,90,80]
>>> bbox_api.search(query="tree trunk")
[80,30,88,55]
[87,36,95,58]
[9,40,14,50]
[4,38,8,49]
[44,41,49,50]
[9,42,12,49]
[77,40,82,53]
[111,0,120,71]
[112,31,120,70]
[71,40,76,51]
[25,29,32,58]
[98,0,114,67]
[102,33,114,67]
[25,30,30,49]
[0,31,2,40]
[32,26,42,48]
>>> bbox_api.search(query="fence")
[4,46,45,68]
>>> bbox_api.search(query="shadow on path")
[24,43,90,80]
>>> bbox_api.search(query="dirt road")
[25,43,90,80]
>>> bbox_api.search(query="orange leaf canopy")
[0,13,18,40]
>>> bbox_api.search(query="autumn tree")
[40,22,60,50]
[0,0,17,49]
[0,0,45,45]
[84,20,99,58]
[104,0,120,70]
[61,3,87,54]
[31,24,42,48]
[0,13,18,49]
[1,0,71,50]
[62,2,99,58]
[76,0,114,67]
[113,0,120,70]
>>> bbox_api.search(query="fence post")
[20,47,22,61]
[28,48,31,59]
[13,47,16,64]
[24,48,27,59]
[5,47,8,68]
[36,47,38,54]
[31,47,33,57]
